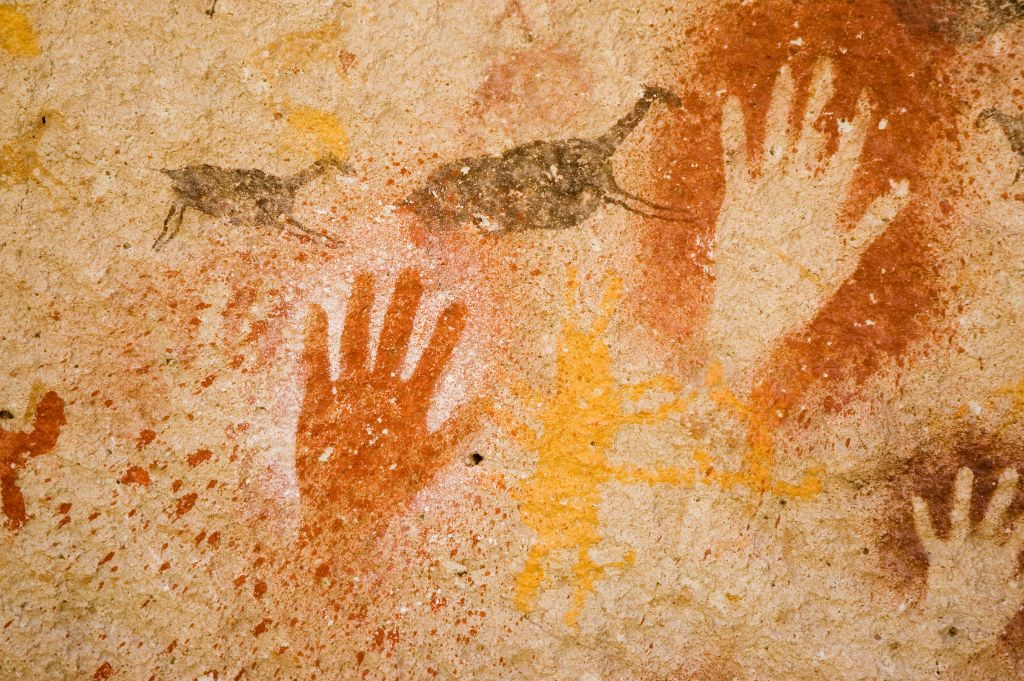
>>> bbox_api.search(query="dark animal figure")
[154,154,348,250]
[978,108,1024,183]
[404,85,691,234]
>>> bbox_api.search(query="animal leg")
[156,204,187,250]
[153,203,178,250]
[606,180,681,213]
[604,196,682,222]
[1015,165,1022,184]
[206,0,218,16]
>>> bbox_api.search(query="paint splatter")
[491,269,690,627]
[0,5,39,57]
[0,390,66,531]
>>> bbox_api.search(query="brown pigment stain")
[293,269,483,572]
[640,0,961,441]
[0,390,66,531]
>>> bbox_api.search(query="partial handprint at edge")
[908,466,1024,656]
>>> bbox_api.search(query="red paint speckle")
[119,466,151,486]
[187,448,212,468]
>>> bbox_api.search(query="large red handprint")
[1,390,66,531]
[294,270,482,552]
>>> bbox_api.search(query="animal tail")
[596,84,681,153]
[976,107,1001,128]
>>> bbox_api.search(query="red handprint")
[1,390,66,531]
[294,270,483,553]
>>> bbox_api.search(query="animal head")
[642,85,682,109]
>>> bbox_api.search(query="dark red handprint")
[294,270,482,553]
[1,390,66,531]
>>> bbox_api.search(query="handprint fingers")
[795,58,836,171]
[720,95,750,192]
[763,64,796,170]
[950,466,975,545]
[339,273,374,379]
[1008,515,1024,558]
[409,300,468,395]
[302,304,333,399]
[374,270,424,379]
[912,495,939,553]
[979,468,1020,536]
[847,179,910,256]
[825,92,872,191]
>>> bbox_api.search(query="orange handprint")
[1,390,66,531]
[294,270,482,552]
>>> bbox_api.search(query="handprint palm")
[295,270,481,547]
[709,58,910,392]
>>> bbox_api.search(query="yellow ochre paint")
[492,269,691,628]
[0,5,39,57]
[700,362,820,498]
[993,376,1024,434]
[286,105,349,160]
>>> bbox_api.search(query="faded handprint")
[911,467,1024,653]
[294,270,483,547]
[708,58,910,392]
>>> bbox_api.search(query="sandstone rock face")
[3,1,1024,679]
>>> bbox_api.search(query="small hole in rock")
[0,410,12,419]
[468,452,483,466]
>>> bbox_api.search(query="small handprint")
[708,57,910,392]
[912,467,1024,650]
[294,270,483,546]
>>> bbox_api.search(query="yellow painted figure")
[494,269,690,628]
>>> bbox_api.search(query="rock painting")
[492,269,690,627]
[4,0,1024,679]
[0,390,65,531]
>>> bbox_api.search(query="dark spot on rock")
[468,452,483,466]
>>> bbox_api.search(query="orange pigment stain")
[135,429,156,449]
[640,0,960,442]
[187,448,212,468]
[0,391,66,531]
[173,492,198,519]
[491,269,691,628]
[294,269,484,568]
[119,466,150,486]
[92,662,113,681]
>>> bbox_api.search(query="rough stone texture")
[2,1,1024,679]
